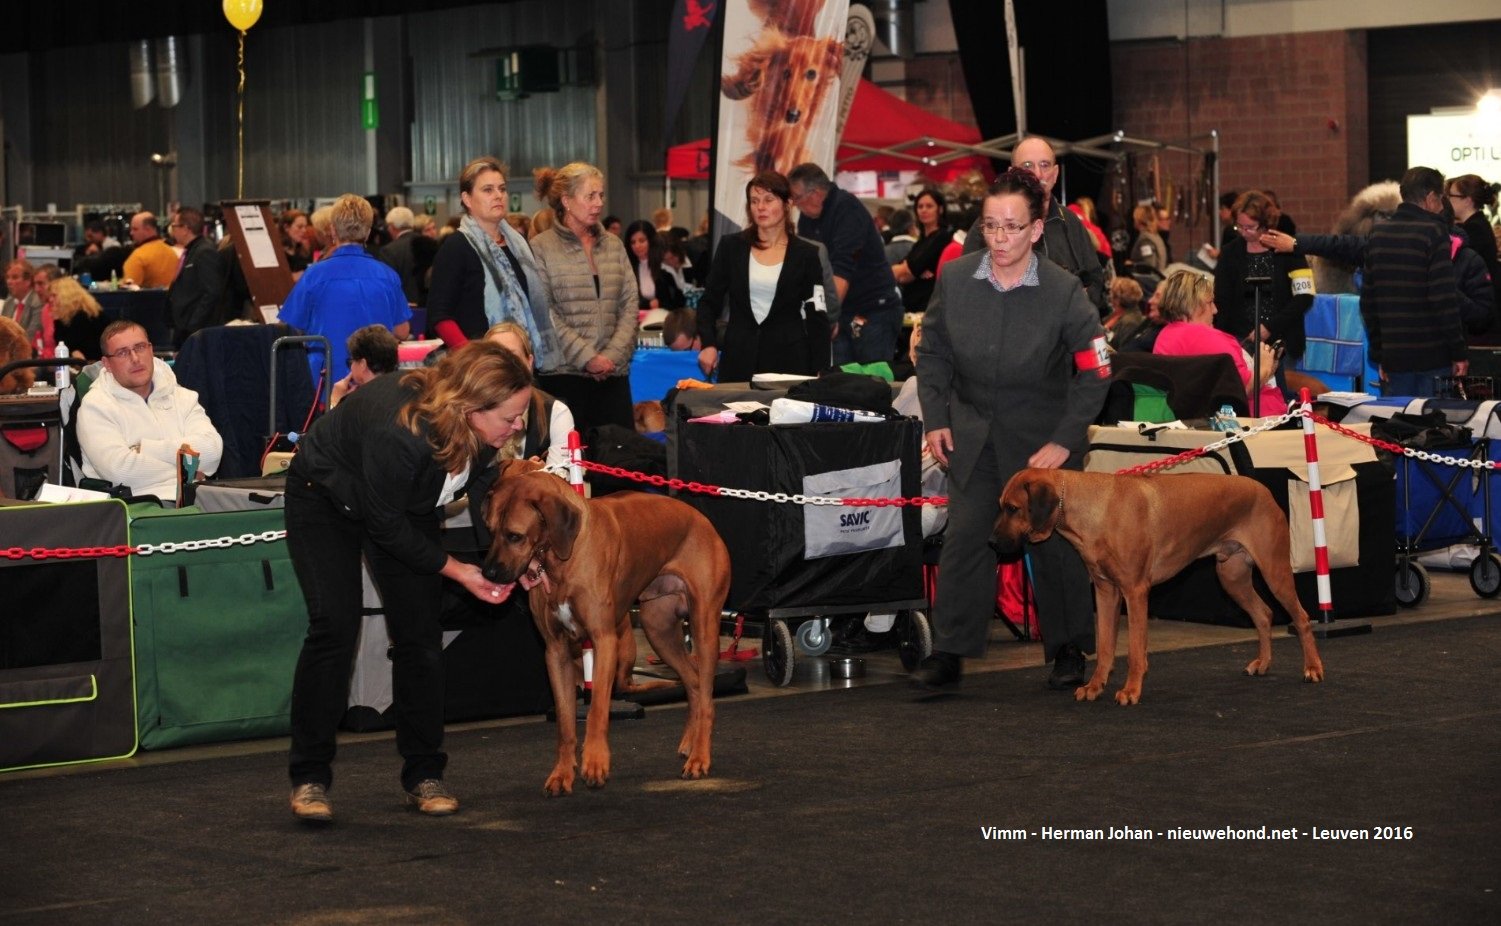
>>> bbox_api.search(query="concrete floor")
[6,567,1498,783]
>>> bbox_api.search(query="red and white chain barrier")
[4,411,1489,564]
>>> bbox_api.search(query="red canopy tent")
[666,79,992,182]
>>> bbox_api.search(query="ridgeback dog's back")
[484,469,730,795]
[993,469,1324,705]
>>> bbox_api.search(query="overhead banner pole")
[1003,0,1025,137]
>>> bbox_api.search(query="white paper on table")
[35,483,112,503]
[236,205,282,269]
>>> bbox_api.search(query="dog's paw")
[1075,682,1104,702]
[680,756,711,780]
[580,752,611,790]
[1304,663,1325,683]
[543,774,574,797]
[1243,659,1270,677]
[1114,687,1141,706]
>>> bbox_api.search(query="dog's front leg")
[1078,581,1120,702]
[1116,589,1151,706]
[579,627,617,789]
[542,636,579,797]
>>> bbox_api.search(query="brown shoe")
[405,779,459,816]
[290,782,333,823]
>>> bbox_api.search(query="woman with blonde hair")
[284,340,532,823]
[528,162,638,435]
[485,320,574,474]
[1152,269,1285,415]
[49,276,108,361]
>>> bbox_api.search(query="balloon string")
[236,29,246,199]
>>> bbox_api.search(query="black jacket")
[696,234,830,382]
[168,235,228,347]
[1213,237,1314,359]
[291,372,497,575]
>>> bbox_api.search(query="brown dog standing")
[992,469,1325,705]
[484,469,730,795]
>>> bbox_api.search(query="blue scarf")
[459,214,561,370]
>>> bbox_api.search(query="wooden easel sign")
[220,199,294,322]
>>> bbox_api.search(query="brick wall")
[1110,30,1369,255]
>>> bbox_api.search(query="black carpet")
[4,617,1499,925]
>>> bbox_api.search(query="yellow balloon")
[223,0,263,32]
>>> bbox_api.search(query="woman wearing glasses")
[910,168,1110,694]
[1211,190,1314,400]
[1447,175,1499,302]
[76,320,223,501]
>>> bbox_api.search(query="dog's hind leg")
[1245,531,1326,683]
[638,592,715,778]
[1214,545,1275,677]
[1077,582,1120,702]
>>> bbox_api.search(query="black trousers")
[535,372,634,438]
[933,438,1096,663]
[285,477,447,792]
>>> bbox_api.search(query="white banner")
[714,0,852,239]
[1406,111,1501,175]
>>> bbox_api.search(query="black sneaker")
[910,651,962,691]
[1047,643,1087,690]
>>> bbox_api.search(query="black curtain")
[948,0,1113,188]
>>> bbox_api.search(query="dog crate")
[676,406,927,685]
[0,499,138,773]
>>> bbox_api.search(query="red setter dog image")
[721,28,843,174]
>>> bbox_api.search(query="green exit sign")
[361,72,378,129]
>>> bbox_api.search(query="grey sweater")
[916,251,1110,485]
[529,224,639,375]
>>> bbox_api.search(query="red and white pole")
[1299,388,1333,616]
[567,430,585,497]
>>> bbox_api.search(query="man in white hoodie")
[78,320,223,502]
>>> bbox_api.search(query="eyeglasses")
[106,342,153,362]
[1236,223,1263,234]
[791,188,818,204]
[1016,160,1056,172]
[981,222,1033,237]
[1447,192,1466,200]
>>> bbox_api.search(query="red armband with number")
[1074,335,1111,379]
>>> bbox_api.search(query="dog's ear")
[499,458,544,481]
[822,37,843,73]
[1025,474,1061,542]
[721,57,763,100]
[536,488,583,562]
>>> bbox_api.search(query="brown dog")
[484,468,731,795]
[991,469,1325,705]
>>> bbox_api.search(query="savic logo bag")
[802,460,904,559]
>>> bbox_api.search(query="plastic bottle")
[53,342,69,389]
[109,269,118,291]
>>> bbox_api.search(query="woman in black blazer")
[284,341,531,823]
[696,170,830,382]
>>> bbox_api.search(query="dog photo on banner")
[713,0,850,238]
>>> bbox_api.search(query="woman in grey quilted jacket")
[529,162,639,436]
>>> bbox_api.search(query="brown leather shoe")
[290,782,333,823]
[405,779,459,816]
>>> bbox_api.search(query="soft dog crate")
[0,389,68,500]
[0,499,138,773]
[128,503,309,749]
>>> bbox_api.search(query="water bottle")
[54,342,70,388]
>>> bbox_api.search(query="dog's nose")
[481,560,502,582]
[785,108,802,124]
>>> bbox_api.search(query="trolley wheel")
[1394,561,1431,608]
[762,619,795,687]
[897,609,933,671]
[1470,552,1501,598]
[795,618,833,656]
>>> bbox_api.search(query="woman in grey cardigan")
[912,168,1112,693]
[529,162,639,436]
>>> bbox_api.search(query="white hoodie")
[78,358,223,501]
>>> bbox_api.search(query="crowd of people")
[3,142,1498,823]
